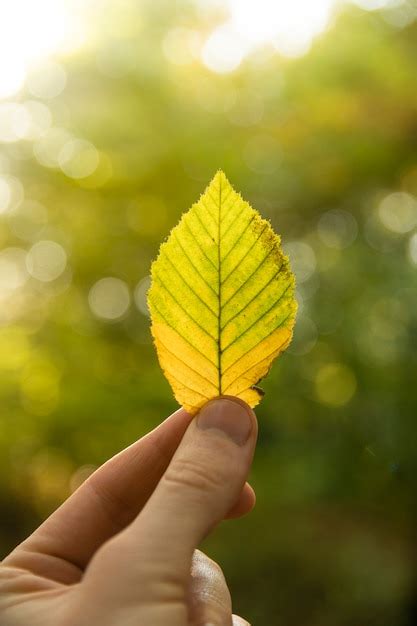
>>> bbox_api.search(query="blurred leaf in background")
[1,1,417,624]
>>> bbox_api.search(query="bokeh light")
[315,363,357,407]
[0,247,28,297]
[26,240,67,282]
[58,138,99,179]
[0,100,52,143]
[26,60,67,99]
[378,191,417,234]
[227,0,335,57]
[0,103,28,143]
[33,127,73,168]
[198,0,343,75]
[16,101,52,141]
[134,276,151,317]
[318,209,358,249]
[88,277,131,321]
[202,24,246,73]
[408,232,417,265]
[283,241,317,283]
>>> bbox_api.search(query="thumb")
[108,397,257,586]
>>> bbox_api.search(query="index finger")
[4,406,255,585]
[4,408,193,583]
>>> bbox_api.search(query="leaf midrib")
[217,175,222,394]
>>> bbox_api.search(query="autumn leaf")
[148,170,297,414]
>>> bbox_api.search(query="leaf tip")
[212,168,229,188]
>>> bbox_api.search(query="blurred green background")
[1,0,417,623]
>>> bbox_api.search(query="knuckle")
[192,550,225,582]
[190,551,232,621]
[164,457,226,494]
[86,475,137,530]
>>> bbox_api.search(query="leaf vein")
[173,231,217,295]
[163,252,217,317]
[222,243,275,309]
[196,199,218,231]
[151,300,217,367]
[153,274,217,341]
[156,336,218,391]
[222,264,285,330]
[166,374,210,400]
[222,310,293,374]
[182,218,218,271]
[221,223,268,285]
[222,342,289,394]
[221,213,256,264]
[222,285,293,352]
[219,196,242,240]
[190,211,218,261]
[206,189,219,208]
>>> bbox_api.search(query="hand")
[0,397,257,625]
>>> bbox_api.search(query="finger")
[188,549,232,626]
[90,397,257,595]
[4,407,193,583]
[131,397,257,577]
[225,482,256,519]
[233,615,251,626]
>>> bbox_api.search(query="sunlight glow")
[201,0,410,73]
[202,0,337,72]
[0,0,411,89]
[229,0,335,55]
[0,0,85,100]
[202,25,247,73]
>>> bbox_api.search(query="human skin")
[0,397,257,625]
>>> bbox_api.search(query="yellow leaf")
[148,170,297,414]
